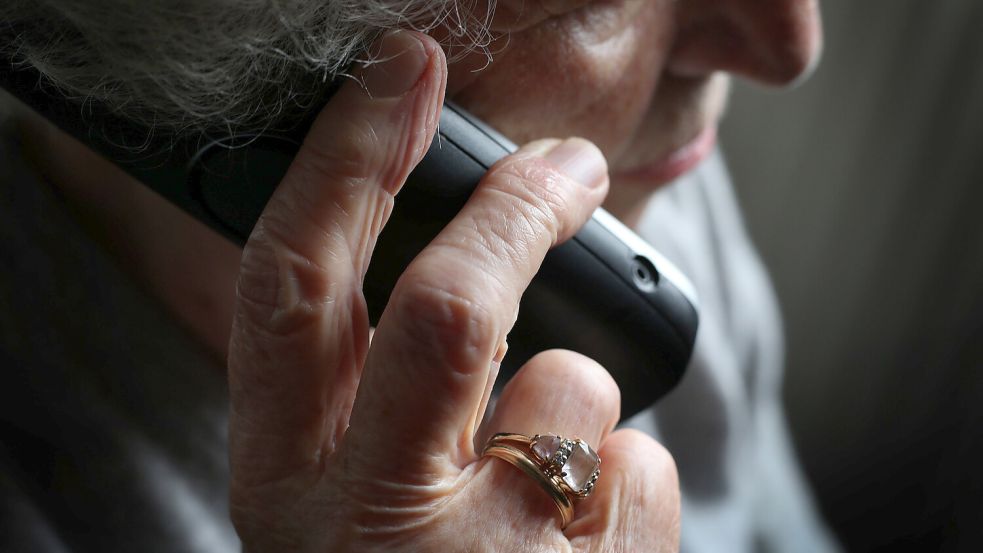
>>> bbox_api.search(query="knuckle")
[298,115,380,180]
[389,276,499,372]
[485,155,578,244]
[523,350,621,420]
[261,183,344,254]
[475,218,529,269]
[236,226,349,337]
[236,230,288,322]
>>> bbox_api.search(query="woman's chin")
[613,125,718,186]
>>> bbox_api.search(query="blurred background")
[721,0,983,550]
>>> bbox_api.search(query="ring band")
[482,433,601,528]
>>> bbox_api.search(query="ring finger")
[476,349,621,529]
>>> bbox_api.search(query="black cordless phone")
[0,64,698,419]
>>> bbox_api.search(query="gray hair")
[0,1,495,136]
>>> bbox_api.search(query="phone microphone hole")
[631,256,660,292]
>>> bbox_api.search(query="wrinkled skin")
[228,32,679,552]
[225,3,821,550]
[15,1,823,551]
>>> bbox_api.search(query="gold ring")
[482,433,601,528]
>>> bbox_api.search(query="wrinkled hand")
[227,31,680,552]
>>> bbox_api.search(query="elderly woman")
[0,1,834,551]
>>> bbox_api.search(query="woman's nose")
[670,0,824,86]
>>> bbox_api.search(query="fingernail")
[544,138,608,189]
[361,31,430,99]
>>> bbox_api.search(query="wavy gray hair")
[1,1,495,135]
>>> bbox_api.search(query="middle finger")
[479,349,621,450]
[344,138,609,476]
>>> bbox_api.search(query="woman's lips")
[614,126,718,185]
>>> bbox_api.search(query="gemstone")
[561,441,600,493]
[532,435,561,463]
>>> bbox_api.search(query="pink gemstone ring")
[482,432,601,528]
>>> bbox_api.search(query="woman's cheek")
[449,2,672,162]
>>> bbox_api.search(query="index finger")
[228,31,445,486]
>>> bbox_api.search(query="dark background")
[722,1,983,550]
